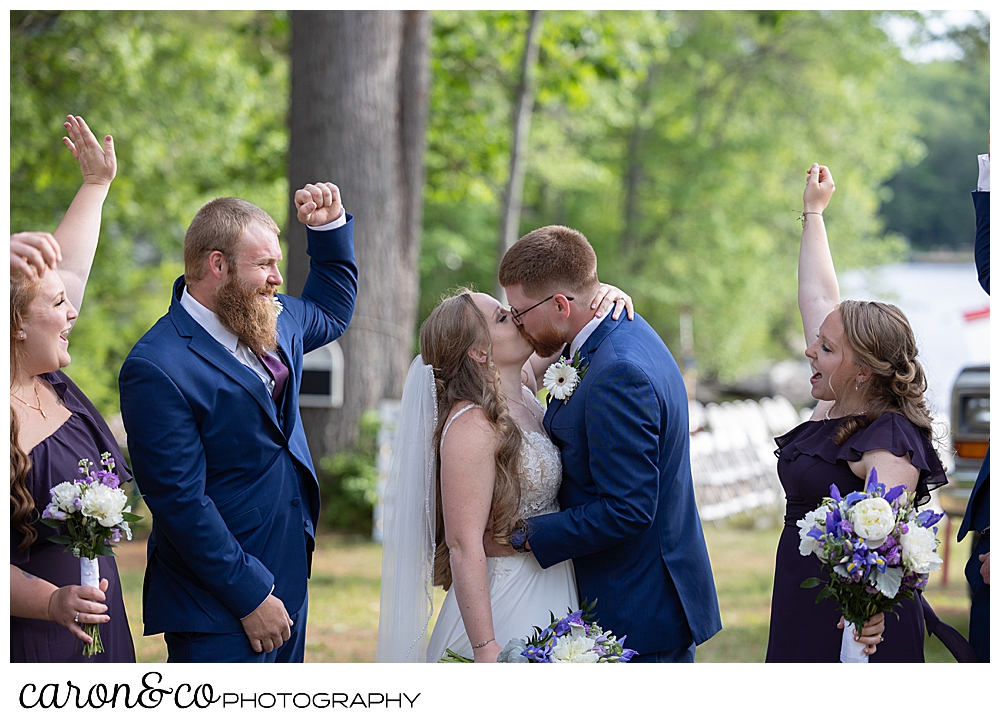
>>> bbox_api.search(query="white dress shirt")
[977,154,990,192]
[569,313,606,360]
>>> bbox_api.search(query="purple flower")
[885,546,901,566]
[42,506,68,521]
[916,509,945,529]
[95,470,121,489]
[840,520,854,536]
[865,467,885,496]
[620,648,638,662]
[521,644,553,663]
[885,485,905,503]
[73,497,83,511]
[829,484,843,503]
[845,491,868,507]
[106,528,122,544]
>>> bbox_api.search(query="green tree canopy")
[10,10,289,413]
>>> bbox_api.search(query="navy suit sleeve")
[281,215,358,353]
[119,356,275,618]
[972,191,989,295]
[528,361,661,567]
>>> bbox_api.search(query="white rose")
[550,627,600,663]
[50,481,82,513]
[900,525,942,574]
[850,497,895,546]
[81,484,128,528]
[797,508,828,558]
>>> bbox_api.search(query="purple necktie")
[258,351,289,402]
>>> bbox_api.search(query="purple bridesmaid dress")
[765,412,947,663]
[11,371,137,663]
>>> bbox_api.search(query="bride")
[378,287,630,663]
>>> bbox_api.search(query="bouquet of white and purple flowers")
[442,600,637,663]
[41,453,142,656]
[798,467,943,663]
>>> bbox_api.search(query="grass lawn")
[118,519,974,663]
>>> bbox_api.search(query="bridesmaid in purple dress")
[10,115,135,662]
[765,164,948,663]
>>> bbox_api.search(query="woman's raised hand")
[590,283,634,321]
[10,231,62,280]
[803,163,835,214]
[62,115,117,187]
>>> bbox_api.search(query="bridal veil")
[376,355,438,662]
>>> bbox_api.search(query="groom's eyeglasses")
[510,294,574,323]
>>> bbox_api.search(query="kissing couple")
[378,224,722,663]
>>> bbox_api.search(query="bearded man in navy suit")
[119,183,356,662]
[497,225,721,662]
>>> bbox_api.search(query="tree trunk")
[494,10,544,301]
[287,10,430,460]
[620,62,660,260]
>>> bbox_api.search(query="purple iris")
[916,509,945,529]
[884,485,905,503]
[844,491,868,507]
[521,644,553,663]
[620,648,638,662]
[829,484,843,503]
[825,508,844,536]
[865,467,885,496]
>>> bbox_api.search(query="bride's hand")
[803,163,835,214]
[590,283,634,321]
[473,639,503,663]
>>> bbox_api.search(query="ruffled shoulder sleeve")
[839,412,947,506]
[775,412,947,507]
[42,371,133,486]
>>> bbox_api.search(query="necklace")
[12,379,47,419]
[825,405,865,420]
[505,393,540,423]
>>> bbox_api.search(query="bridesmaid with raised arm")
[765,163,948,663]
[10,115,136,662]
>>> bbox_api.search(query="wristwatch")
[510,518,529,553]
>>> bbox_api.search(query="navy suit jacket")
[119,220,357,635]
[528,312,722,653]
[959,191,989,543]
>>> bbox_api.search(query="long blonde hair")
[419,290,523,590]
[10,272,41,551]
[832,300,935,446]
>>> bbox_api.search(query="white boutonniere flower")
[543,351,588,402]
[272,296,284,318]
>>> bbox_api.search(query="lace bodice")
[441,399,562,519]
[517,430,562,517]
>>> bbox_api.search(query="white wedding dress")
[425,401,579,662]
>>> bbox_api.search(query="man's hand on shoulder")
[240,593,293,654]
[295,182,343,226]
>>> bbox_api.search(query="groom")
[498,225,721,662]
[119,183,357,662]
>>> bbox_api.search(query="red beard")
[518,321,565,358]
[213,272,279,356]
